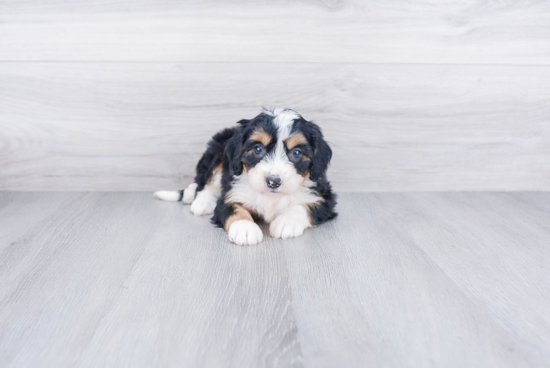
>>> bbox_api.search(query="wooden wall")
[1,1,549,191]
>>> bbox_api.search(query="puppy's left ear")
[310,124,332,181]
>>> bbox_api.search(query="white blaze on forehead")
[262,108,301,169]
[263,108,300,139]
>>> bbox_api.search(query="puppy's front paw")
[228,220,263,246]
[190,197,216,216]
[269,214,311,239]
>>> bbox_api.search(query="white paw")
[228,220,263,246]
[269,217,306,239]
[269,206,311,239]
[183,183,198,204]
[190,197,216,216]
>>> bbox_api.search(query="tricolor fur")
[154,108,337,245]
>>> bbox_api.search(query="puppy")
[154,108,337,245]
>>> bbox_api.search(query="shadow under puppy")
[154,108,337,245]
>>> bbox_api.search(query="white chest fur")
[226,172,321,223]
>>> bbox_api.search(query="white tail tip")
[153,190,182,201]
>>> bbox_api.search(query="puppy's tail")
[153,190,184,201]
[153,183,197,204]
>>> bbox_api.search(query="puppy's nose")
[266,176,282,189]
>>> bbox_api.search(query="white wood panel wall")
[2,0,550,64]
[0,0,549,191]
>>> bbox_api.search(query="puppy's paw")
[228,220,263,246]
[269,206,311,239]
[182,183,198,204]
[190,196,216,216]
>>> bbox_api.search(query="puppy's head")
[225,108,332,194]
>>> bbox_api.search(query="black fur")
[223,125,245,177]
[194,127,237,191]
[211,198,235,228]
[309,176,338,224]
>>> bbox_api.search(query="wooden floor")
[0,192,549,368]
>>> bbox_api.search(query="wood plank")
[0,192,85,252]
[382,192,550,356]
[1,62,549,191]
[0,192,301,368]
[1,1,549,64]
[283,193,550,367]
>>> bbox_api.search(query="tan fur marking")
[224,204,254,231]
[285,133,308,149]
[207,163,222,185]
[250,129,272,147]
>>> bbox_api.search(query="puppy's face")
[227,109,332,195]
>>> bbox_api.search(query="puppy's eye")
[254,146,263,155]
[292,149,302,159]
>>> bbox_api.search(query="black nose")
[266,176,281,189]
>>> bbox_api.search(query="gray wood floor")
[0,192,549,367]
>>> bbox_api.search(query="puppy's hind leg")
[182,183,198,204]
[190,166,222,216]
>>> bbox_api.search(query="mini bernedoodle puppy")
[154,108,337,245]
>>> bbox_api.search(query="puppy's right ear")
[224,127,245,176]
